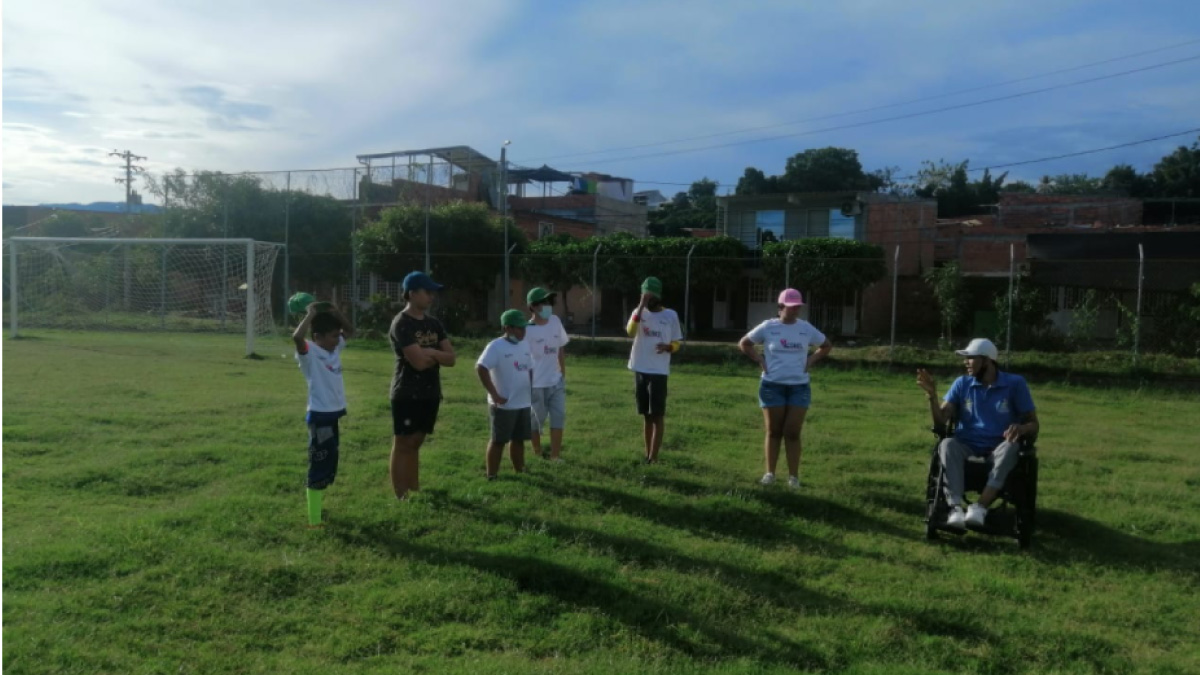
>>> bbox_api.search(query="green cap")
[500,309,528,328]
[641,276,663,297]
[526,287,556,305]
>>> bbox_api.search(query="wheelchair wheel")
[1014,457,1039,549]
[925,453,944,540]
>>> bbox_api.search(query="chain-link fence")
[8,163,1197,360]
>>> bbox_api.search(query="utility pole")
[110,149,147,213]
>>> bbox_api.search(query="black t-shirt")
[389,312,448,400]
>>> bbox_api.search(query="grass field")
[3,330,1199,674]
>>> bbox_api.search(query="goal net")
[6,237,282,355]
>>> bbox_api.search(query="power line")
[891,127,1200,182]
[527,39,1200,164]
[552,53,1200,169]
[110,149,147,213]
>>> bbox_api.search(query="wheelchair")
[924,423,1039,549]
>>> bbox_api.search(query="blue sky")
[3,0,1199,205]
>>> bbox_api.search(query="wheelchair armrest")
[931,423,952,439]
[1019,437,1037,457]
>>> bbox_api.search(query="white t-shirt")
[525,314,569,388]
[745,319,827,385]
[476,336,534,410]
[296,335,348,413]
[628,308,683,375]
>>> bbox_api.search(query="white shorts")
[531,378,567,431]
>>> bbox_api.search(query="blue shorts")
[758,380,811,409]
[306,410,345,489]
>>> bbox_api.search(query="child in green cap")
[476,309,535,479]
[626,276,682,464]
[525,287,569,461]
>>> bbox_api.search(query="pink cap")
[778,288,804,307]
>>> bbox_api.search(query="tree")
[761,238,887,296]
[734,147,885,196]
[146,168,353,290]
[1151,137,1200,198]
[913,160,1008,217]
[519,233,592,317]
[924,261,967,346]
[1102,164,1152,198]
[1036,173,1103,195]
[1002,180,1037,194]
[647,178,720,236]
[781,147,881,193]
[354,201,523,295]
[735,167,776,195]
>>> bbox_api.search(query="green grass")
[4,330,1199,674]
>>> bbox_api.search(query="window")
[829,209,856,240]
[538,221,555,239]
[755,210,784,247]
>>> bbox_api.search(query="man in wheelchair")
[916,338,1040,533]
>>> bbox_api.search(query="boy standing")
[524,287,569,461]
[388,271,455,500]
[627,276,682,464]
[476,309,534,480]
[293,302,355,528]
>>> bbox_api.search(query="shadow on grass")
[331,518,832,669]
[1034,508,1200,576]
[531,470,912,547]
[865,491,1200,574]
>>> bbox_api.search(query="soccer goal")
[6,237,283,356]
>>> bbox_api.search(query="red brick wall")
[996,193,1142,228]
[860,199,938,334]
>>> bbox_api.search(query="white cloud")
[3,0,1197,205]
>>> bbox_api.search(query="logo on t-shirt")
[414,329,439,347]
[642,325,663,339]
[778,338,803,351]
[997,399,1009,414]
[512,360,530,372]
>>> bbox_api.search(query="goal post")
[5,237,283,356]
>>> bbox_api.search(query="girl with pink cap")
[737,288,833,489]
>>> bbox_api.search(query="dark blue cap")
[402,271,443,293]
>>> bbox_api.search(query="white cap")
[955,338,998,361]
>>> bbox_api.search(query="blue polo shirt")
[944,371,1036,454]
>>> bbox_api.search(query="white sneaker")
[759,472,776,486]
[945,505,967,530]
[966,503,988,528]
[787,475,801,490]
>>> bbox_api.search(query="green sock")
[306,488,324,526]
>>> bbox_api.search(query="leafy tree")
[1151,137,1200,198]
[1102,164,1152,198]
[354,201,523,295]
[1036,173,1104,195]
[913,160,1008,217]
[146,168,353,290]
[519,233,592,316]
[735,167,777,195]
[781,147,882,193]
[648,178,720,236]
[1001,180,1037,194]
[924,261,967,346]
[761,238,887,296]
[992,275,1055,351]
[734,147,885,195]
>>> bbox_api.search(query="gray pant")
[939,437,1021,505]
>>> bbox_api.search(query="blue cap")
[402,271,443,293]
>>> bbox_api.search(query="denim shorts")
[758,380,811,409]
[531,378,567,430]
